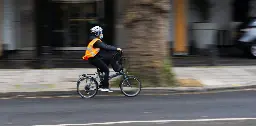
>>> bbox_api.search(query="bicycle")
[76,50,142,98]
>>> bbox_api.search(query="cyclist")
[83,26,122,92]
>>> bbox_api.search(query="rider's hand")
[117,48,122,51]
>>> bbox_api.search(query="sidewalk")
[0,66,256,96]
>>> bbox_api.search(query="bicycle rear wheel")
[77,77,98,98]
[120,76,141,97]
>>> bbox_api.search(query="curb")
[0,85,256,98]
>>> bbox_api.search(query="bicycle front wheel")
[120,76,141,97]
[77,77,98,98]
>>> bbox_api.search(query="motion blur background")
[0,0,256,68]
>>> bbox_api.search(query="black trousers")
[88,55,121,88]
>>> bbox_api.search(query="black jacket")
[88,35,117,58]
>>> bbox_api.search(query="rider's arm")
[93,40,117,51]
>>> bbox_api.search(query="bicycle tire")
[119,75,141,97]
[77,76,99,98]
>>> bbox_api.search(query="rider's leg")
[89,57,110,89]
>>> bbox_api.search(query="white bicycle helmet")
[90,26,103,38]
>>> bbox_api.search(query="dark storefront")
[0,0,116,68]
[32,0,115,68]
[1,0,256,69]
[34,0,115,54]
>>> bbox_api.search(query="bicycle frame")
[80,50,128,83]
[110,69,128,80]
[96,69,128,82]
[77,50,141,98]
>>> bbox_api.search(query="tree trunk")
[123,0,176,86]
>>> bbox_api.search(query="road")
[0,90,255,126]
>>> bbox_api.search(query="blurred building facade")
[0,0,115,65]
[0,0,255,68]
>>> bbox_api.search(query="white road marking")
[97,95,123,97]
[143,94,170,96]
[57,96,72,98]
[17,95,25,97]
[33,118,256,126]
[143,112,152,114]
[40,96,52,99]
[26,97,37,99]
[0,97,11,100]
[244,88,256,91]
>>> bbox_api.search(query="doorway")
[50,0,116,49]
[35,0,115,51]
[51,1,102,49]
[232,0,250,22]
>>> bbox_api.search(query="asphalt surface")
[101,120,256,126]
[0,90,255,126]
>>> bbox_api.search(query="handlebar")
[112,50,123,60]
[118,49,123,54]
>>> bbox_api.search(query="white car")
[235,17,256,58]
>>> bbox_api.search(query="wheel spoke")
[77,77,98,98]
[120,76,141,97]
[126,80,132,87]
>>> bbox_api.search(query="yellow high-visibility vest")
[82,38,102,60]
